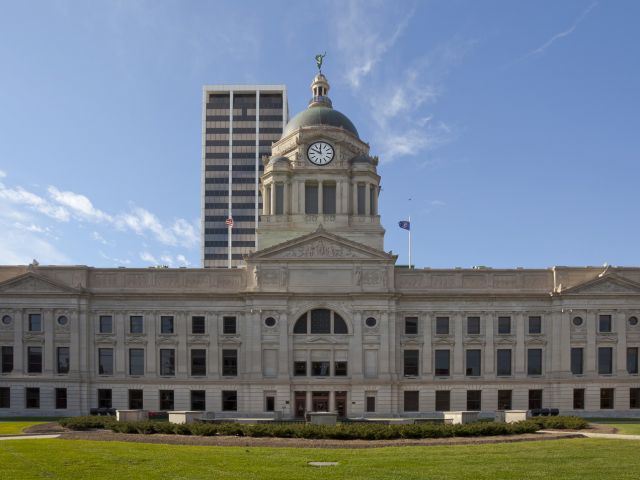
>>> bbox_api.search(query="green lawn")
[0,421,49,435]
[0,438,639,479]
[587,418,640,435]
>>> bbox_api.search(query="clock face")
[307,141,335,166]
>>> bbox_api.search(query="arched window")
[293,308,348,334]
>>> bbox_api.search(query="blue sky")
[0,0,638,269]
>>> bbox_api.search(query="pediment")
[248,227,395,262]
[0,272,81,295]
[560,273,640,295]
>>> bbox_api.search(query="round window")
[57,315,69,326]
[1,315,12,325]
[629,316,639,326]
[264,317,276,327]
[572,316,583,326]
[365,317,377,328]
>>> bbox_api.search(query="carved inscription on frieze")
[274,239,363,259]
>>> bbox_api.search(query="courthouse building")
[1,72,639,418]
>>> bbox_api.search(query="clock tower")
[256,71,385,251]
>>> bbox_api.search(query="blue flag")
[398,220,410,231]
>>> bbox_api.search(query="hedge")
[59,415,587,440]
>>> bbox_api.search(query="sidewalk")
[541,430,640,441]
[0,434,60,441]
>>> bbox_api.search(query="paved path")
[0,434,60,441]
[541,430,640,441]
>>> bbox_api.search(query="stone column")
[284,182,289,215]
[318,181,324,214]
[13,310,24,373]
[263,185,270,215]
[559,310,571,372]
[585,310,597,374]
[115,312,125,376]
[453,313,463,376]
[616,310,627,375]
[484,313,494,375]
[270,182,276,215]
[550,310,561,375]
[209,312,219,379]
[352,181,357,215]
[365,184,371,216]
[422,312,432,375]
[43,309,54,375]
[177,312,188,378]
[351,311,363,376]
[515,312,525,374]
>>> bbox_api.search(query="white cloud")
[176,254,191,267]
[0,228,69,265]
[115,207,198,248]
[99,251,131,266]
[0,182,70,221]
[48,186,112,222]
[92,231,109,245]
[0,170,6,178]
[378,117,453,162]
[139,251,158,264]
[525,2,598,58]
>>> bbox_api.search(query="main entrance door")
[311,391,330,412]
[294,391,307,418]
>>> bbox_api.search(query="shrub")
[59,416,116,431]
[531,416,588,430]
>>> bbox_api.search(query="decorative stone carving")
[274,239,364,259]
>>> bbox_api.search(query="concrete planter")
[168,411,203,424]
[443,411,480,424]
[116,410,148,422]
[495,410,529,423]
[308,412,338,425]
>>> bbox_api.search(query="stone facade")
[1,73,639,418]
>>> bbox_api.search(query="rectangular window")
[334,361,348,376]
[28,346,42,373]
[305,183,319,214]
[436,316,450,335]
[310,309,330,333]
[498,316,511,334]
[366,395,376,413]
[56,388,67,409]
[191,390,206,411]
[160,349,176,376]
[527,348,542,376]
[25,387,40,409]
[404,350,419,376]
[357,184,365,215]
[404,316,418,335]
[435,391,450,412]
[275,183,284,215]
[467,316,480,335]
[571,347,584,375]
[223,316,237,334]
[99,315,113,333]
[598,347,613,375]
[528,389,543,410]
[435,350,450,376]
[192,316,206,334]
[129,348,145,376]
[265,395,275,412]
[630,388,640,409]
[98,348,113,375]
[467,390,482,411]
[322,183,336,214]
[57,346,70,374]
[222,349,238,376]
[498,390,512,410]
[98,389,112,408]
[627,347,639,374]
[1,346,13,373]
[497,349,512,376]
[573,388,585,409]
[599,314,612,333]
[600,388,614,409]
[28,313,42,332]
[528,316,542,334]
[191,349,207,376]
[311,361,330,376]
[160,316,174,334]
[0,387,10,408]
[294,361,307,376]
[159,390,174,411]
[466,349,481,377]
[222,390,237,411]
[404,390,419,412]
[130,315,143,334]
[129,389,143,409]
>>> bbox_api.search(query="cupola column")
[318,181,324,215]
[270,182,276,215]
[365,183,371,216]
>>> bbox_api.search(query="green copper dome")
[283,106,359,138]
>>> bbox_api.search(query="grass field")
[0,438,639,479]
[0,418,61,435]
[587,418,640,435]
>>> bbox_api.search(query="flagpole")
[408,215,412,269]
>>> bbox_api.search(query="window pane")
[498,316,511,334]
[467,317,480,335]
[333,313,348,334]
[498,390,512,410]
[466,349,481,376]
[0,387,10,408]
[305,184,318,214]
[98,389,112,408]
[98,349,113,375]
[467,390,481,411]
[129,389,143,409]
[627,348,639,374]
[192,316,206,334]
[130,316,143,333]
[222,349,237,376]
[322,184,336,214]
[435,391,450,412]
[435,350,450,376]
[404,391,419,412]
[294,361,307,376]
[222,390,237,411]
[26,388,40,409]
[159,390,174,410]
[436,317,449,335]
[528,389,543,410]
[571,348,583,375]
[311,361,330,376]
[527,349,542,375]
[191,390,206,411]
[99,315,113,333]
[293,315,307,334]
[191,349,207,376]
[55,388,67,409]
[28,314,42,332]
[310,309,331,334]
[573,388,585,409]
[357,184,365,215]
[57,347,70,374]
[600,388,614,409]
[598,347,613,374]
[528,316,541,334]
[160,349,175,376]
[129,349,145,375]
[405,317,418,335]
[223,316,237,334]
[28,346,42,373]
[366,396,376,413]
[497,349,512,376]
[161,316,174,334]
[630,388,640,409]
[404,350,419,376]
[599,315,612,333]
[334,361,348,376]
[1,346,13,373]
